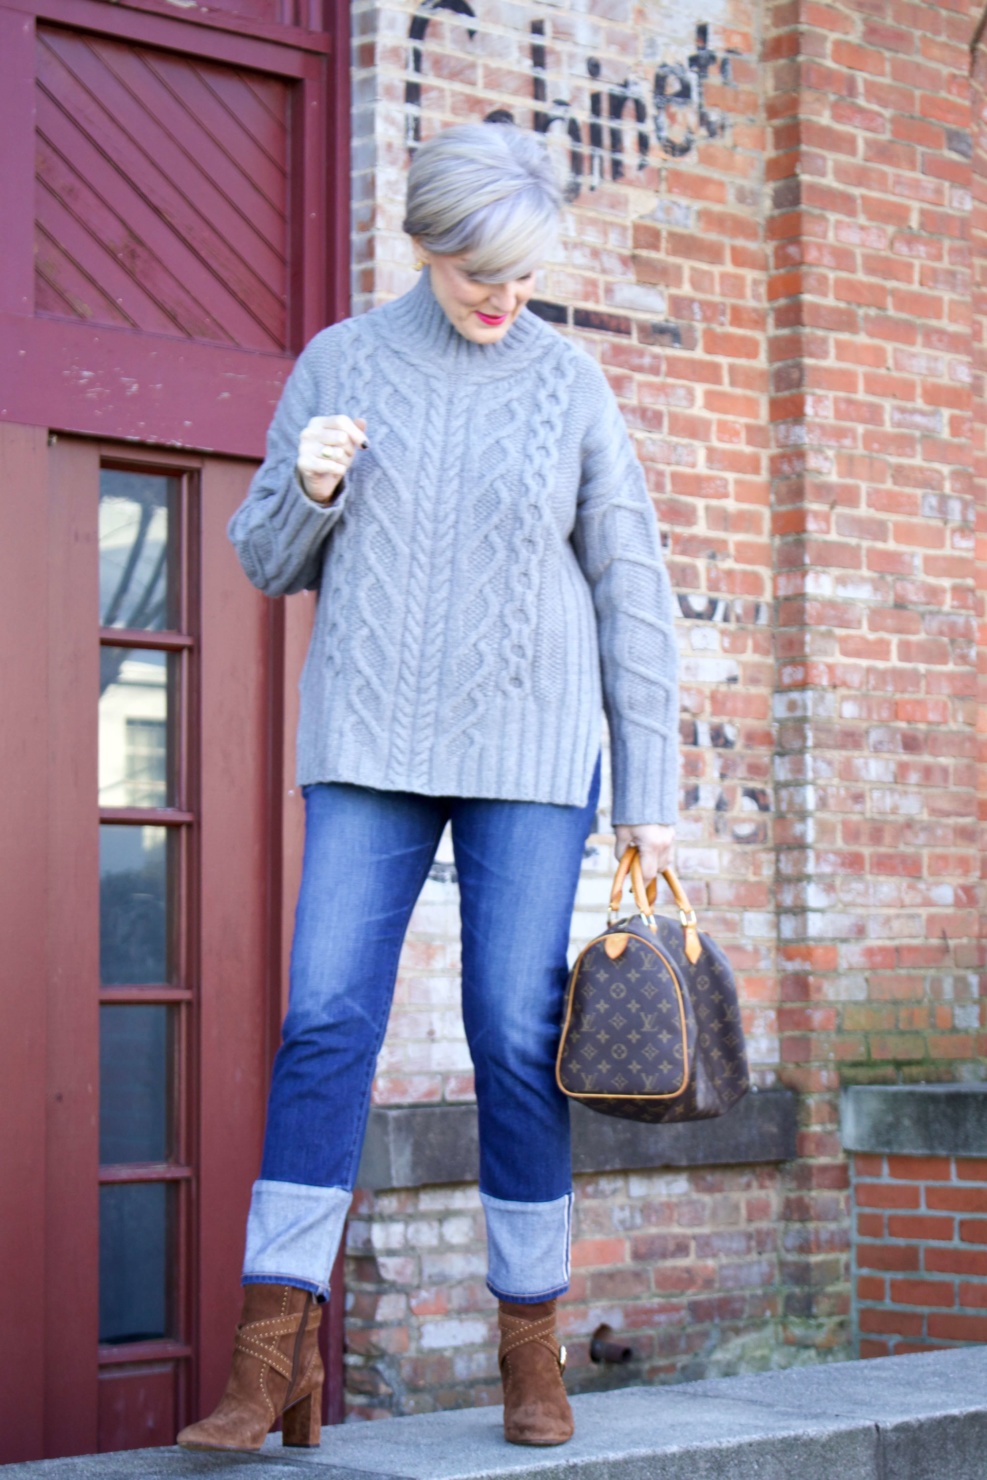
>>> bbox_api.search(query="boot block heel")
[282,1387,322,1447]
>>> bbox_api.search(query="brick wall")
[345,1163,791,1418]
[851,1152,987,1353]
[333,0,987,1420]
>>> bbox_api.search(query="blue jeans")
[243,760,600,1303]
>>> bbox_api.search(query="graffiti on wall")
[405,0,738,200]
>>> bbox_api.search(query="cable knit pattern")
[228,269,680,824]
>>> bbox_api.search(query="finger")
[298,456,346,482]
[636,844,660,885]
[329,415,368,448]
[305,415,369,450]
[300,433,353,461]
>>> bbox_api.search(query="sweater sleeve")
[572,364,680,827]
[228,335,351,597]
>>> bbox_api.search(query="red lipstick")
[476,311,508,325]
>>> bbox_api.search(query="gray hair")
[403,123,562,282]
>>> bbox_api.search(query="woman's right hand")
[296,415,368,505]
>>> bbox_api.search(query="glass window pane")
[100,825,174,986]
[100,1006,172,1165]
[99,470,179,631]
[99,649,176,808]
[99,1182,174,1344]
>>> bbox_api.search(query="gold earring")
[415,258,425,270]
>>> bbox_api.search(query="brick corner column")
[766,0,981,1356]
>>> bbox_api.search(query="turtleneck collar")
[369,267,550,377]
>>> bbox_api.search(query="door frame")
[0,0,350,1457]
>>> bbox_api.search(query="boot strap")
[233,1307,319,1384]
[498,1315,566,1371]
[236,1333,295,1382]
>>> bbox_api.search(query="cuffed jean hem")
[486,1280,570,1304]
[481,1190,572,1302]
[242,1273,324,1300]
[243,1179,351,1302]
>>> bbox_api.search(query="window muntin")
[97,463,194,1373]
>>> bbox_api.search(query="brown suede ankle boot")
[498,1298,574,1446]
[176,1283,323,1452]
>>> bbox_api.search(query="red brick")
[888,1215,955,1241]
[859,1307,924,1336]
[855,1183,921,1210]
[926,1187,987,1214]
[858,1243,920,1273]
[960,1221,987,1245]
[889,1278,955,1307]
[833,41,887,76]
[927,1312,987,1342]
[571,1238,628,1268]
[956,1161,987,1182]
[925,1248,987,1278]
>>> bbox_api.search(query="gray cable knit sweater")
[228,269,679,824]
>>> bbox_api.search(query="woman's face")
[416,245,537,344]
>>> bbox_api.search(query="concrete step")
[4,1346,985,1480]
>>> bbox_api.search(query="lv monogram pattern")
[556,917,750,1124]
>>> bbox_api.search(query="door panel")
[0,424,50,1462]
[0,0,347,1456]
[35,28,289,348]
[45,435,101,1459]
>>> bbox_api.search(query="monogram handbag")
[556,847,750,1123]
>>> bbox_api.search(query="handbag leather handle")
[609,847,702,964]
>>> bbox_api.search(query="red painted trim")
[0,425,50,1463]
[100,628,195,651]
[99,807,195,826]
[324,1238,347,1425]
[100,987,194,1003]
[8,0,329,65]
[98,1164,193,1182]
[44,436,102,1458]
[326,0,352,326]
[195,456,274,1420]
[0,312,291,455]
[98,1340,192,1366]
[0,9,37,316]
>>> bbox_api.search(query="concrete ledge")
[357,1088,796,1191]
[841,1083,987,1157]
[3,1348,985,1479]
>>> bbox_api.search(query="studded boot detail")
[176,1283,323,1452]
[498,1298,574,1446]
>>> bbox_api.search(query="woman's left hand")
[614,824,675,887]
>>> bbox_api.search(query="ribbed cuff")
[610,723,679,826]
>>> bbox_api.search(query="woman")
[178,122,678,1454]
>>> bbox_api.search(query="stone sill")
[4,1347,986,1479]
[357,1087,796,1192]
[840,1084,987,1158]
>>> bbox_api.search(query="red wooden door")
[0,0,347,1461]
